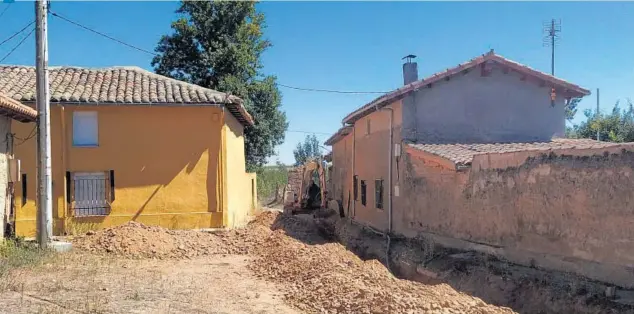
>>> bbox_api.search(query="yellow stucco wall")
[13,105,227,236]
[223,111,257,228]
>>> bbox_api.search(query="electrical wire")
[14,126,36,146]
[277,83,388,94]
[0,21,35,48]
[50,10,389,95]
[0,27,35,64]
[50,11,159,56]
[287,130,331,136]
[0,2,11,20]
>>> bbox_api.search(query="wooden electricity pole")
[35,0,52,247]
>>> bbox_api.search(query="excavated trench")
[301,208,634,314]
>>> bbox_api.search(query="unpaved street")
[0,254,297,314]
[0,211,513,314]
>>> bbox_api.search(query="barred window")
[375,179,384,209]
[69,171,114,217]
[360,180,367,206]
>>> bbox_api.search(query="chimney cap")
[402,54,417,63]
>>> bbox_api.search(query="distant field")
[257,165,289,205]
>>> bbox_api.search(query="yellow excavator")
[286,158,327,212]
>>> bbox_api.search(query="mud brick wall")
[394,145,634,286]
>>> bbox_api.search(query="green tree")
[568,100,634,142]
[152,0,288,170]
[565,98,581,122]
[293,134,322,166]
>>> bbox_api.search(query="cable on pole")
[50,11,159,56]
[0,2,12,20]
[277,83,388,94]
[287,130,331,136]
[50,10,390,95]
[0,27,35,64]
[0,21,35,48]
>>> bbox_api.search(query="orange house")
[0,65,257,236]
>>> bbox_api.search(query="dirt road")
[0,211,513,314]
[0,253,297,314]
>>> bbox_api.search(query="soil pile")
[249,216,514,314]
[73,211,514,313]
[73,221,257,259]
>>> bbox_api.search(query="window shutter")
[66,171,71,202]
[21,174,27,206]
[109,170,115,202]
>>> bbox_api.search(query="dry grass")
[0,238,52,293]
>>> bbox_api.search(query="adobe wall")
[350,101,402,231]
[395,144,634,287]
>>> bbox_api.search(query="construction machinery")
[284,158,327,212]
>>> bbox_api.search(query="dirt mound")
[249,213,514,314]
[73,221,266,259]
[73,211,513,313]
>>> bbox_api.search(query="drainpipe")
[60,106,68,220]
[351,123,356,219]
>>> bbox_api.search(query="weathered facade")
[399,142,634,287]
[326,50,634,286]
[0,65,256,236]
[0,94,38,238]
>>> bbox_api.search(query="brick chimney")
[402,54,418,142]
[402,54,418,85]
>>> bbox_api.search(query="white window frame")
[73,111,99,147]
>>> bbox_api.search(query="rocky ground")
[66,210,512,314]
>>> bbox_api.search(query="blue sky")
[1,1,632,165]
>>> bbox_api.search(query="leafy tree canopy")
[152,0,288,170]
[293,134,322,166]
[567,99,634,142]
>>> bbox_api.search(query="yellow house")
[0,65,257,236]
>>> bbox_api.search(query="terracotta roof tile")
[0,65,253,126]
[408,138,627,167]
[325,126,353,146]
[0,93,37,122]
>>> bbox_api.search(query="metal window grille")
[70,172,112,217]
[375,179,383,209]
[360,180,366,206]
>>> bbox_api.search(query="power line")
[50,10,389,95]
[14,126,36,146]
[0,27,35,64]
[50,11,159,56]
[277,83,388,94]
[0,21,35,48]
[0,3,12,20]
[287,130,331,136]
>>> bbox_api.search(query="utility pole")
[597,88,601,141]
[35,0,52,248]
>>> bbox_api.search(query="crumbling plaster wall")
[396,145,634,275]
